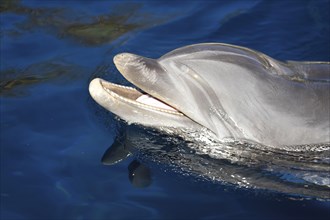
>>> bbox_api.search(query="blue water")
[1,0,330,219]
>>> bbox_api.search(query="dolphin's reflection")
[128,160,152,188]
[101,131,152,188]
[101,125,330,199]
[101,133,131,166]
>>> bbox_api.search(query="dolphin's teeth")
[102,82,182,115]
[136,94,178,112]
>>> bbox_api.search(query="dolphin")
[89,43,330,148]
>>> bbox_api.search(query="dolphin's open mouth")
[99,79,183,116]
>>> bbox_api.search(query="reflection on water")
[1,0,175,46]
[101,130,152,188]
[128,160,152,188]
[0,0,20,12]
[102,125,330,200]
[64,18,141,46]
[0,60,82,96]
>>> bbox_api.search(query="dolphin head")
[88,53,204,132]
[89,44,272,140]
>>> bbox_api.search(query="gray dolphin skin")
[89,43,330,148]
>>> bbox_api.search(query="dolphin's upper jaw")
[109,53,184,114]
[89,78,183,116]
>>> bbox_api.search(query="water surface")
[1,0,330,219]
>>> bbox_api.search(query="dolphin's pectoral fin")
[128,160,152,188]
[101,133,132,165]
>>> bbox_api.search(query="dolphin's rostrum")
[89,43,330,148]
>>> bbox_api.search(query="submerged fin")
[128,160,152,188]
[101,133,132,165]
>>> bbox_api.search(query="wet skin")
[89,43,330,148]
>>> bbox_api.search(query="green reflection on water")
[1,0,166,46]
[65,19,141,46]
[0,0,19,12]
[0,61,82,97]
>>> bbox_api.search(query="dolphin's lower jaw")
[89,78,201,129]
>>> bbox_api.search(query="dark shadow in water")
[101,131,152,188]
[128,160,152,188]
[101,124,330,200]
[0,60,84,97]
[1,0,176,46]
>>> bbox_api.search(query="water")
[1,0,330,219]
